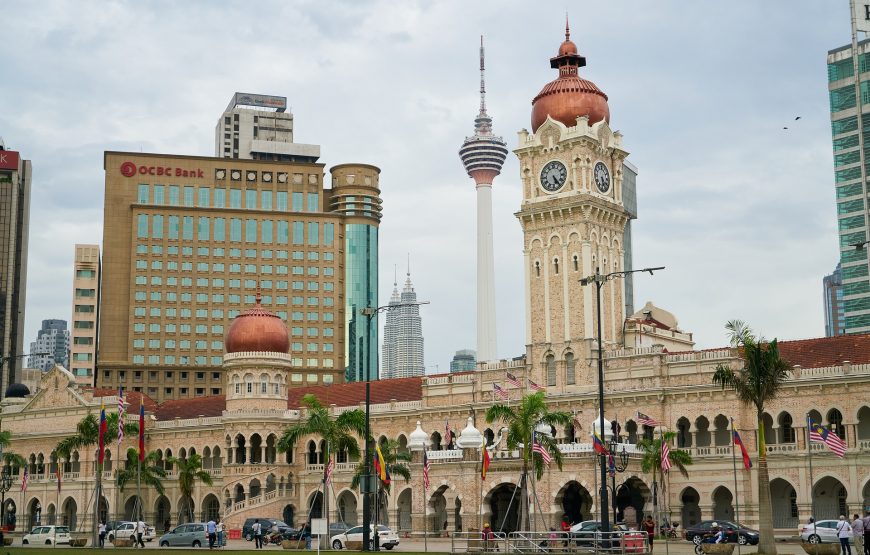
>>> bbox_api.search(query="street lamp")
[359,300,429,551]
[580,266,664,533]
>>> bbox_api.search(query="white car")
[22,525,71,545]
[108,521,156,542]
[800,520,853,544]
[331,524,400,550]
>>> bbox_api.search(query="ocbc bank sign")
[120,161,204,179]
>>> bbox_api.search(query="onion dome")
[457,416,484,449]
[408,421,430,451]
[225,291,289,354]
[4,383,30,398]
[590,411,612,441]
[530,20,609,133]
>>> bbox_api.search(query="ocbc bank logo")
[120,162,137,177]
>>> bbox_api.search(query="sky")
[0,1,851,374]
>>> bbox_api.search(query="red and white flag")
[506,372,521,388]
[493,384,509,400]
[532,433,552,465]
[528,379,544,392]
[325,457,335,486]
[118,386,125,446]
[636,412,659,427]
[422,451,431,489]
[661,440,672,473]
[21,467,28,493]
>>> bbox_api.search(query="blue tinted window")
[214,188,226,208]
[152,215,163,239]
[137,214,148,238]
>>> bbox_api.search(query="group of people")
[249,519,313,549]
[206,518,225,549]
[829,512,870,555]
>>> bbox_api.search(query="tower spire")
[565,13,570,41]
[479,35,487,116]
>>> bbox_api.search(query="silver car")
[800,520,854,544]
[158,522,210,547]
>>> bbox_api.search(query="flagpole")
[730,418,741,555]
[423,454,428,554]
[805,414,816,539]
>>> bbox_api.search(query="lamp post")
[606,440,629,525]
[359,300,429,551]
[580,266,664,533]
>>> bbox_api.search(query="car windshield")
[347,527,363,534]
[377,525,389,531]
[57,527,70,533]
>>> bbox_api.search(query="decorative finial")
[565,13,570,41]
[479,35,487,116]
[394,264,397,287]
[407,252,411,277]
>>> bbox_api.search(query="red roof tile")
[287,376,423,409]
[777,333,870,369]
[92,388,159,413]
[154,396,226,420]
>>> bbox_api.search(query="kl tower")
[459,37,508,363]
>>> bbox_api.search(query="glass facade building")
[823,263,845,337]
[828,40,870,333]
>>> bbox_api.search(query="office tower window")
[292,192,303,211]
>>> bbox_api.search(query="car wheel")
[22,540,28,545]
[108,534,114,542]
[246,533,252,541]
[738,535,748,546]
[46,539,53,545]
[809,535,821,544]
[333,539,343,549]
[161,541,170,547]
[692,535,702,545]
[384,545,394,550]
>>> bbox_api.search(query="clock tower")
[514,23,630,392]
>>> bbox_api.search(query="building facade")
[97,152,380,401]
[824,263,846,337]
[828,39,870,334]
[382,272,425,379]
[0,141,30,397]
[27,319,69,373]
[70,244,100,385]
[450,349,476,373]
[215,92,320,163]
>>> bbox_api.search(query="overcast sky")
[0,1,851,373]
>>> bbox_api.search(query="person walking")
[207,518,217,549]
[853,514,865,555]
[135,519,146,548]
[642,515,656,552]
[253,519,263,549]
[303,521,312,550]
[216,519,224,548]
[98,521,106,548]
[837,515,853,555]
[863,511,870,555]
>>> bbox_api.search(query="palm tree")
[349,439,411,526]
[712,320,791,555]
[637,431,692,536]
[0,430,26,470]
[485,391,571,531]
[278,394,366,536]
[117,448,167,498]
[166,453,212,523]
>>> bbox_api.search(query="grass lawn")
[5,551,450,555]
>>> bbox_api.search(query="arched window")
[573,255,579,272]
[778,412,795,443]
[553,258,559,275]
[260,374,269,394]
[827,409,845,440]
[535,261,541,277]
[546,355,556,387]
[565,353,575,385]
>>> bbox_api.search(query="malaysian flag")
[532,433,552,465]
[422,451,431,489]
[325,456,335,486]
[21,467,27,493]
[661,439,672,473]
[118,386,125,446]
[809,419,847,458]
[636,412,659,427]
[493,384,509,400]
[506,372,521,388]
[528,379,544,392]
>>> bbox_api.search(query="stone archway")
[124,495,143,520]
[397,488,412,532]
[3,499,17,530]
[712,487,734,521]
[814,476,848,520]
[770,478,798,528]
[556,481,592,525]
[202,494,220,522]
[429,486,449,535]
[486,483,520,533]
[863,480,870,515]
[62,497,77,530]
[308,491,323,519]
[337,490,358,525]
[615,477,650,528]
[155,496,171,533]
[680,487,701,528]
[283,505,296,528]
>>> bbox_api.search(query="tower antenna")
[479,35,487,116]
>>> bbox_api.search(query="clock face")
[540,160,568,192]
[594,162,611,193]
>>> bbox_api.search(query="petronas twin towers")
[381,272,425,378]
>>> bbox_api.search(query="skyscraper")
[823,263,845,337]
[215,93,320,163]
[458,37,507,363]
[381,271,424,379]
[0,140,31,396]
[70,243,100,384]
[449,349,476,373]
[28,319,70,372]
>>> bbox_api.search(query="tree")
[349,439,411,526]
[278,394,366,536]
[637,431,692,535]
[485,391,571,531]
[0,430,26,470]
[712,320,791,555]
[166,453,212,523]
[55,412,139,459]
[117,448,167,497]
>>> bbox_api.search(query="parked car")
[683,520,759,546]
[569,521,633,549]
[158,522,209,548]
[330,524,400,550]
[242,518,293,541]
[22,525,71,545]
[800,520,854,544]
[108,521,156,542]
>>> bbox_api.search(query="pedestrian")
[549,527,559,551]
[207,517,217,549]
[135,519,146,548]
[481,522,493,552]
[863,511,870,555]
[643,515,655,552]
[216,518,224,548]
[837,515,853,555]
[561,515,571,548]
[303,521,312,550]
[253,519,263,549]
[853,514,865,555]
[98,521,106,548]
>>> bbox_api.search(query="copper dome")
[225,293,290,354]
[530,23,609,133]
